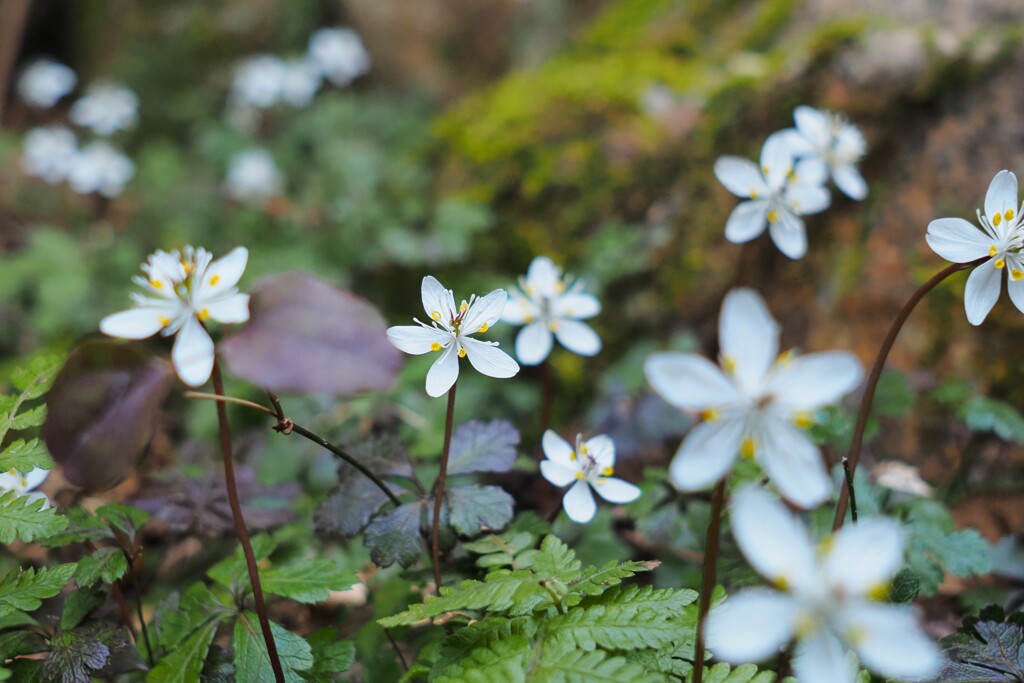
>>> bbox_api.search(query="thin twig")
[211,361,285,683]
[693,480,727,683]
[384,627,409,671]
[123,551,155,667]
[432,382,458,589]
[184,391,276,415]
[832,259,980,531]
[841,458,858,524]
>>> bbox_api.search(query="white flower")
[714,132,831,259]
[0,467,49,509]
[644,288,862,508]
[100,246,250,387]
[67,142,135,198]
[539,431,640,524]
[22,127,78,184]
[17,58,76,108]
[280,59,322,108]
[705,486,943,683]
[308,28,371,87]
[925,170,1024,325]
[69,82,139,135]
[783,106,868,200]
[501,256,601,365]
[225,149,282,201]
[231,55,287,108]
[386,276,519,397]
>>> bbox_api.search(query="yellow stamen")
[149,279,164,289]
[868,582,889,601]
[749,190,759,199]
[795,614,817,638]
[776,349,796,366]
[569,451,576,461]
[158,316,172,327]
[995,258,1006,269]
[1007,208,1016,221]
[458,347,467,358]
[575,471,585,480]
[767,209,779,223]
[762,165,771,176]
[580,443,589,455]
[994,212,1003,227]
[990,245,999,257]
[549,321,559,332]
[772,575,789,591]
[431,310,442,322]
[740,437,756,459]
[478,322,489,333]
[793,411,814,429]
[818,536,835,556]
[430,342,442,352]
[701,408,720,422]
[198,308,210,321]
[1013,269,1024,281]
[523,315,534,324]
[182,261,193,275]
[460,301,469,313]
[845,625,869,647]
[601,466,614,477]
[721,355,736,374]
[786,170,797,182]
[210,274,220,286]
[555,281,565,294]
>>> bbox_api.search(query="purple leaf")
[219,271,401,395]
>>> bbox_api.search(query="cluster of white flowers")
[17,61,137,198]
[230,27,370,111]
[715,106,867,259]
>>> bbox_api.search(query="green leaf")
[905,500,991,595]
[379,572,550,628]
[565,561,666,605]
[42,630,109,683]
[890,568,921,604]
[207,534,276,589]
[9,406,46,430]
[9,352,63,398]
[534,648,668,682]
[96,503,149,539]
[872,369,915,419]
[233,612,314,683]
[959,395,1024,444]
[446,420,519,475]
[703,662,779,683]
[0,439,54,473]
[147,621,218,683]
[434,634,531,682]
[260,560,358,604]
[363,502,425,569]
[38,507,109,547]
[74,546,128,588]
[0,491,68,543]
[434,617,539,675]
[301,628,355,681]
[156,583,226,649]
[61,590,104,631]
[446,484,514,537]
[0,563,76,617]
[464,530,536,569]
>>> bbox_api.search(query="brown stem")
[431,382,458,589]
[211,361,285,683]
[384,627,409,671]
[693,480,727,683]
[123,552,154,667]
[832,259,981,531]
[841,458,858,524]
[539,360,552,435]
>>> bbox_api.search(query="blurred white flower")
[386,276,519,397]
[926,169,1024,325]
[872,461,933,497]
[706,486,943,683]
[540,431,640,524]
[22,126,78,184]
[281,59,322,107]
[644,288,862,508]
[225,149,282,201]
[714,132,831,259]
[67,142,135,198]
[308,28,371,87]
[231,55,287,108]
[784,106,868,200]
[17,58,76,108]
[0,467,49,509]
[100,246,250,386]
[69,82,139,135]
[501,256,601,365]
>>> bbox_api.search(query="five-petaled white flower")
[644,288,862,508]
[386,276,520,397]
[714,132,831,259]
[308,28,371,87]
[783,106,868,201]
[17,58,76,109]
[22,127,78,184]
[67,141,135,198]
[926,169,1024,325]
[501,256,601,365]
[0,467,49,509]
[706,486,942,683]
[539,431,640,524]
[225,148,282,201]
[69,82,139,136]
[100,246,250,387]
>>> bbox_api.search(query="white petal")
[785,183,831,216]
[197,247,247,299]
[592,477,640,504]
[205,293,250,324]
[425,344,460,397]
[525,256,561,298]
[769,352,863,411]
[100,307,174,340]
[984,170,1018,225]
[964,259,1002,325]
[714,157,768,198]
[823,519,904,595]
[760,132,794,192]
[793,630,855,683]
[705,590,799,663]
[768,208,808,260]
[781,128,816,157]
[462,289,507,333]
[730,485,817,590]
[22,467,49,492]
[757,417,833,509]
[719,288,778,392]
[794,157,828,186]
[724,200,769,243]
[1007,255,1024,314]
[542,430,576,468]
[553,319,601,356]
[172,316,215,387]
[585,435,615,468]
[833,164,867,200]
[501,292,539,325]
[644,353,740,410]
[668,417,744,492]
[421,275,455,322]
[553,292,600,319]
[540,461,578,487]
[925,217,991,263]
[562,480,597,523]
[462,338,519,379]
[794,106,831,147]
[387,325,449,355]
[515,322,553,365]
[840,603,943,680]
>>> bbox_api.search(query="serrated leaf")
[96,503,149,539]
[522,536,582,586]
[233,612,313,683]
[447,484,514,537]
[434,634,531,683]
[156,583,226,649]
[447,420,519,475]
[0,563,76,618]
[703,662,778,683]
[379,572,549,627]
[545,603,689,652]
[147,620,218,683]
[363,502,425,569]
[10,406,46,430]
[905,500,991,595]
[565,561,665,605]
[0,491,67,543]
[301,628,355,681]
[535,648,668,682]
[10,352,63,398]
[74,546,128,588]
[0,439,53,473]
[434,617,539,675]
[61,590,104,631]
[207,534,276,590]
[260,560,358,604]
[939,619,1024,681]
[38,507,109,547]
[42,630,109,683]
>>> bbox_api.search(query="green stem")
[432,382,458,589]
